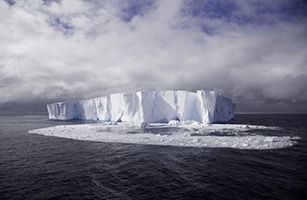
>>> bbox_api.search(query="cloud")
[0,0,307,112]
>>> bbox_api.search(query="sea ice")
[29,123,299,150]
[47,90,235,124]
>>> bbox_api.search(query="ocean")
[0,114,307,200]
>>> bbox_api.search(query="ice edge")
[29,123,299,150]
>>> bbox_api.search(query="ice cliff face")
[47,90,235,123]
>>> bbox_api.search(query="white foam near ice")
[29,122,299,149]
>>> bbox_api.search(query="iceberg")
[47,90,235,124]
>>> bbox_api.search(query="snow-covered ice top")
[47,90,235,124]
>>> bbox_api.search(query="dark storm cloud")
[0,0,307,113]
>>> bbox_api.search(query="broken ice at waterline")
[29,121,299,150]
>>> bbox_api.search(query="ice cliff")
[47,90,235,123]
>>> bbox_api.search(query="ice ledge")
[29,123,299,150]
[47,90,235,124]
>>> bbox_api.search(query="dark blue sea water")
[0,114,307,200]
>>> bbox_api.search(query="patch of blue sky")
[184,0,307,24]
[119,0,155,22]
[48,16,74,34]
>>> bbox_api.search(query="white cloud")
[0,0,306,112]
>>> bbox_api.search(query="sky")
[0,0,307,114]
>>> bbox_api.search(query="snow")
[29,123,299,150]
[47,90,235,124]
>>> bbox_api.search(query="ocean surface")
[0,114,307,200]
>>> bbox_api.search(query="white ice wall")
[47,90,235,123]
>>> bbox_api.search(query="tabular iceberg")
[47,90,235,124]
